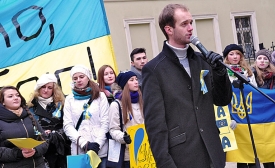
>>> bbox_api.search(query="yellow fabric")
[226,123,275,162]
[214,105,238,152]
[87,150,101,168]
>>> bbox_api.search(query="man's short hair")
[130,48,146,62]
[159,4,189,40]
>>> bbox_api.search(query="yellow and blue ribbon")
[52,102,62,119]
[82,103,92,120]
[200,70,209,94]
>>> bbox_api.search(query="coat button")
[187,85,191,89]
[200,128,203,132]
[195,106,199,110]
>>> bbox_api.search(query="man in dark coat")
[142,4,232,168]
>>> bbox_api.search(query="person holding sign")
[63,64,109,168]
[142,4,232,168]
[97,65,117,104]
[108,71,144,168]
[0,86,48,168]
[28,73,70,168]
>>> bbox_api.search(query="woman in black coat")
[28,74,70,168]
[0,86,48,168]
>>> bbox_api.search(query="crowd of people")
[1,3,275,168]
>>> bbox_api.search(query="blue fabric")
[229,84,275,124]
[130,91,139,103]
[105,86,112,93]
[67,154,92,168]
[0,0,110,69]
[114,91,122,100]
[73,87,92,100]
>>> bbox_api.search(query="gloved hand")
[205,51,223,67]
[205,51,226,73]
[230,120,237,130]
[123,132,132,144]
[86,142,100,154]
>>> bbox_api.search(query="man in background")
[130,48,148,87]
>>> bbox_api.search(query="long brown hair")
[224,50,253,77]
[252,61,275,86]
[27,83,65,107]
[97,65,117,92]
[120,84,143,124]
[0,86,44,140]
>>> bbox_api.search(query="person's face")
[3,89,21,110]
[39,82,54,99]
[72,72,90,89]
[104,67,115,86]
[256,55,270,69]
[165,9,193,48]
[227,50,241,65]
[131,52,148,71]
[127,76,139,92]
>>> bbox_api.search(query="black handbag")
[106,100,126,168]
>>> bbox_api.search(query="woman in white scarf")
[28,73,69,168]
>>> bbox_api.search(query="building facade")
[104,0,275,70]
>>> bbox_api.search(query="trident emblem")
[231,91,253,119]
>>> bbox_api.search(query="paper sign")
[8,138,45,149]
[127,124,156,168]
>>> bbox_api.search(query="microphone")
[190,35,209,57]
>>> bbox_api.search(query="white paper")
[107,139,121,162]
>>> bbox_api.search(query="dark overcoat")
[142,42,232,168]
[0,104,48,168]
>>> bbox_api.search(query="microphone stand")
[221,62,275,168]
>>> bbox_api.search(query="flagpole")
[232,79,260,168]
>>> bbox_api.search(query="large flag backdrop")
[226,84,275,163]
[0,0,117,99]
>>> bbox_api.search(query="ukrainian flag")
[226,84,275,163]
[0,0,117,98]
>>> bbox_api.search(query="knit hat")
[116,71,137,89]
[255,49,272,61]
[223,44,244,57]
[70,64,91,79]
[35,73,57,90]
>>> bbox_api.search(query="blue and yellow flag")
[226,84,275,163]
[0,0,117,98]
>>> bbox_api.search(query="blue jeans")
[98,157,107,168]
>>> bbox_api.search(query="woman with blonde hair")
[28,73,70,168]
[108,71,144,168]
[223,44,257,87]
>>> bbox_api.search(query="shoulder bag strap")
[114,100,123,131]
[75,97,93,131]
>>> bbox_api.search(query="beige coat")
[108,99,144,161]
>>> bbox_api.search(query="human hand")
[205,51,223,67]
[45,130,51,135]
[21,148,35,158]
[230,120,237,130]
[206,51,226,74]
[86,142,100,154]
[123,132,132,144]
